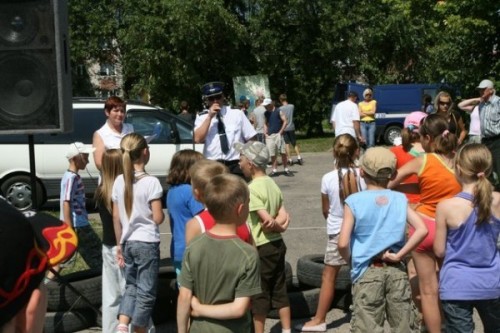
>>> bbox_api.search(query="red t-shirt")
[390,145,420,204]
[195,209,252,244]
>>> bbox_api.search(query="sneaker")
[288,159,294,166]
[269,170,278,177]
[116,324,129,333]
[284,169,292,176]
[294,322,326,332]
[297,157,303,165]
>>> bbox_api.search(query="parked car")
[0,98,202,210]
[331,82,460,145]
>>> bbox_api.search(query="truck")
[331,82,458,145]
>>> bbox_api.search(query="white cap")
[262,98,272,106]
[477,79,494,89]
[66,142,95,160]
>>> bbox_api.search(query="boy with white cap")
[338,147,427,333]
[50,142,102,278]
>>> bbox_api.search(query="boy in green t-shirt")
[235,141,292,333]
[177,174,261,333]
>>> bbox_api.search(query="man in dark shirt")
[263,98,290,176]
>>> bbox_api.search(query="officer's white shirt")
[195,106,256,161]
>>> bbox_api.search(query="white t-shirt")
[96,122,134,150]
[195,106,256,161]
[321,167,366,234]
[469,106,481,136]
[330,100,360,138]
[112,174,163,243]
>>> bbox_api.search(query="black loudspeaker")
[0,0,72,134]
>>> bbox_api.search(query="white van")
[0,98,202,210]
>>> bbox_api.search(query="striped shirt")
[479,94,500,138]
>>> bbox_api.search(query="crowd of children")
[43,94,499,333]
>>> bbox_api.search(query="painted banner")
[233,74,270,113]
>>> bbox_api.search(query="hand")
[381,250,401,263]
[190,296,201,317]
[116,247,125,268]
[358,135,365,144]
[208,103,221,118]
[261,219,276,232]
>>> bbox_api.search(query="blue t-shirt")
[166,184,204,262]
[345,189,407,283]
[265,107,284,134]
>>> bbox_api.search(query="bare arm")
[185,217,202,245]
[92,131,105,171]
[194,103,220,143]
[278,111,288,135]
[177,287,192,333]
[382,206,428,262]
[190,295,251,319]
[151,198,164,225]
[457,117,468,145]
[321,193,329,219]
[433,201,448,258]
[113,202,125,268]
[457,98,481,113]
[63,201,72,226]
[273,205,290,232]
[388,156,423,190]
[338,205,355,262]
[353,121,364,143]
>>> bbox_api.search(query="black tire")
[296,254,351,290]
[46,269,102,312]
[0,174,45,211]
[152,277,178,324]
[383,125,402,145]
[44,309,97,333]
[267,286,321,319]
[285,261,293,290]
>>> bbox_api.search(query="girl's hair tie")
[441,129,449,138]
[477,172,485,178]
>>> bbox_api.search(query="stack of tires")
[45,270,102,333]
[268,254,352,319]
[45,266,178,332]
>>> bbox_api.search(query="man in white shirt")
[330,91,365,143]
[194,82,256,177]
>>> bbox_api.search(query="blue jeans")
[119,241,160,328]
[360,121,376,148]
[441,298,500,333]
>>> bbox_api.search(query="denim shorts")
[441,298,500,333]
[119,241,160,328]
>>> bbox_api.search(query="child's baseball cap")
[66,142,96,160]
[360,147,397,179]
[404,111,427,132]
[234,141,270,170]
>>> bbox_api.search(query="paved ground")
[75,151,482,332]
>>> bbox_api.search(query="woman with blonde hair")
[358,88,377,148]
[433,91,467,145]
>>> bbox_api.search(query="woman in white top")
[93,96,134,171]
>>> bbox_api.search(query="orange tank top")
[417,153,461,218]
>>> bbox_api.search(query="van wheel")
[0,175,45,211]
[383,125,402,145]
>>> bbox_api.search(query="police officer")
[194,82,256,177]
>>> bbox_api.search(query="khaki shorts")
[324,233,347,266]
[266,133,286,157]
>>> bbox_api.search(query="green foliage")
[68,0,500,132]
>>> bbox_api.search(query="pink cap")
[404,111,427,129]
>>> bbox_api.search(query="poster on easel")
[232,74,270,113]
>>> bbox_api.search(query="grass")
[295,133,336,153]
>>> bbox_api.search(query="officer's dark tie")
[217,114,229,154]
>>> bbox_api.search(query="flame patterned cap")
[0,199,77,326]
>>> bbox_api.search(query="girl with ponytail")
[434,143,500,333]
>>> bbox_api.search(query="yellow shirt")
[359,100,377,122]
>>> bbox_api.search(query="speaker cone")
[0,7,38,46]
[0,54,54,124]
